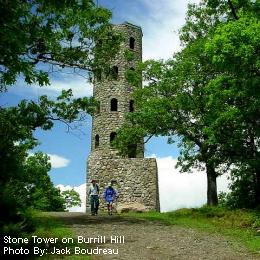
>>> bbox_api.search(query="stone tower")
[87,22,160,212]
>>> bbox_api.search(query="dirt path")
[48,212,259,260]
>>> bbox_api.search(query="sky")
[0,0,230,212]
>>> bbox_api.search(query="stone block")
[116,202,148,213]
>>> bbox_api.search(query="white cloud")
[139,0,201,60]
[27,152,70,169]
[9,73,93,100]
[156,156,230,212]
[33,75,93,99]
[58,155,230,213]
[48,154,70,168]
[56,183,86,212]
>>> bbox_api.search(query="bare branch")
[144,135,153,144]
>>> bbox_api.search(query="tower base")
[86,155,160,212]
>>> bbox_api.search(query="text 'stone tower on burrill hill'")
[86,22,160,212]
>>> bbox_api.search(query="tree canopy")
[0,0,121,234]
[62,189,81,210]
[0,0,121,90]
[115,0,260,207]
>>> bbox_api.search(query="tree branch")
[227,0,239,20]
[144,135,153,144]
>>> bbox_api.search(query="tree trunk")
[255,168,260,207]
[227,0,239,20]
[206,163,218,206]
[248,126,259,207]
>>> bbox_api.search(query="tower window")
[95,134,100,148]
[110,132,117,144]
[95,69,102,82]
[128,144,137,158]
[130,37,135,49]
[129,100,134,112]
[111,98,118,111]
[111,66,118,80]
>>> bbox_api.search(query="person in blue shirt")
[103,181,118,215]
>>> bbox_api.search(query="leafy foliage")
[0,0,121,90]
[219,166,259,209]
[203,2,260,207]
[0,0,122,235]
[0,151,66,235]
[0,88,97,228]
[62,189,81,209]
[115,0,260,207]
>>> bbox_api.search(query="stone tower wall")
[87,22,160,212]
[87,156,160,211]
[91,23,143,157]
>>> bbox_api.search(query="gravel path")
[48,212,259,260]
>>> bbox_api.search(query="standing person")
[103,181,118,215]
[88,180,99,216]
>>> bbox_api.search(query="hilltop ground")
[46,212,260,260]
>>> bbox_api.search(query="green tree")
[62,189,81,210]
[5,152,66,212]
[204,5,260,207]
[116,46,223,206]
[0,89,96,225]
[23,152,65,211]
[115,0,259,207]
[0,0,121,89]
[0,0,122,231]
[0,151,66,233]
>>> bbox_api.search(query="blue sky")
[1,0,230,212]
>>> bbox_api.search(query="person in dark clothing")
[88,180,100,215]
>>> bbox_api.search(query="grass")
[25,211,91,259]
[6,207,258,258]
[126,206,260,254]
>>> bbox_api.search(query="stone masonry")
[86,22,160,212]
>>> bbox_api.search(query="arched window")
[111,66,118,80]
[110,132,117,144]
[111,98,118,111]
[128,144,137,158]
[95,134,99,148]
[130,37,135,49]
[95,69,102,82]
[129,100,134,112]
